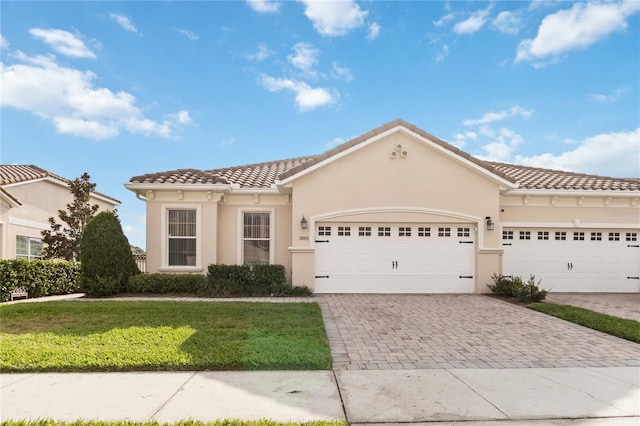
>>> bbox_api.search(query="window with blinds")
[243,212,270,265]
[167,209,196,266]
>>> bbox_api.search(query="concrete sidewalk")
[2,367,639,424]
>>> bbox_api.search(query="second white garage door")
[314,223,475,293]
[502,228,640,292]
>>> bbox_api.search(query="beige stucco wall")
[287,131,504,291]
[0,179,118,259]
[143,191,293,280]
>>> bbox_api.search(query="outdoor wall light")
[485,216,494,231]
[300,216,308,230]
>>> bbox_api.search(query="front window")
[16,236,42,260]
[167,209,196,266]
[243,212,270,265]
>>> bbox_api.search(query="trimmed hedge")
[125,273,206,294]
[0,259,80,302]
[201,264,312,297]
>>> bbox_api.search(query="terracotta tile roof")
[0,164,121,203]
[0,187,21,205]
[128,120,639,192]
[130,156,316,188]
[488,162,640,191]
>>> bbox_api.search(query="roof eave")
[504,188,640,198]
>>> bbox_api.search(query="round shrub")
[80,211,139,296]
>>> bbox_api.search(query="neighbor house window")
[243,212,271,265]
[167,209,196,266]
[16,236,42,260]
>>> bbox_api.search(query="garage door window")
[438,227,451,237]
[590,232,602,241]
[399,227,411,237]
[458,227,470,237]
[519,231,530,240]
[537,231,549,240]
[503,230,514,240]
[573,232,585,241]
[318,226,331,236]
[418,227,431,237]
[609,232,620,241]
[378,227,391,237]
[338,226,351,236]
[627,232,637,241]
[555,231,566,240]
[358,226,371,236]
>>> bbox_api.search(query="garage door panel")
[503,228,640,293]
[315,223,475,293]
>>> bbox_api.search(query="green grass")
[528,302,640,343]
[0,301,331,372]
[1,421,348,426]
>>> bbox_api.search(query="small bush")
[80,211,139,297]
[201,264,311,297]
[513,275,548,303]
[125,273,205,294]
[487,273,548,303]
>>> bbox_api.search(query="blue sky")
[1,0,639,250]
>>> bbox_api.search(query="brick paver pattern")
[545,293,640,322]
[318,294,640,371]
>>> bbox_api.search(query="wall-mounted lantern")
[485,216,494,231]
[300,216,308,230]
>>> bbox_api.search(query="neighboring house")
[0,165,120,260]
[126,120,640,293]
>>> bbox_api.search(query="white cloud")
[367,22,381,40]
[479,128,525,162]
[451,131,477,148]
[588,87,629,103]
[299,0,368,36]
[515,128,640,178]
[463,106,533,127]
[29,28,96,59]
[246,42,275,61]
[454,6,492,34]
[0,53,190,140]
[259,74,336,111]
[288,42,320,73]
[1,35,8,50]
[325,137,345,148]
[220,137,237,147]
[491,11,522,35]
[516,1,640,63]
[247,0,280,14]
[176,28,198,41]
[435,44,449,62]
[109,13,139,33]
[331,62,353,82]
[434,12,456,27]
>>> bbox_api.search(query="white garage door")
[502,228,640,293]
[314,223,475,293]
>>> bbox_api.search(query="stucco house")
[0,165,120,260]
[126,120,640,293]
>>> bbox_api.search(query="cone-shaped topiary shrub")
[80,211,140,296]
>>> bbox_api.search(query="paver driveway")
[318,294,640,370]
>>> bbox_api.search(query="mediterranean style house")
[0,165,120,260]
[126,120,640,293]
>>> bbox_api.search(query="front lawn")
[528,302,640,343]
[0,301,331,372]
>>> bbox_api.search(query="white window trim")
[237,208,276,265]
[160,204,202,272]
